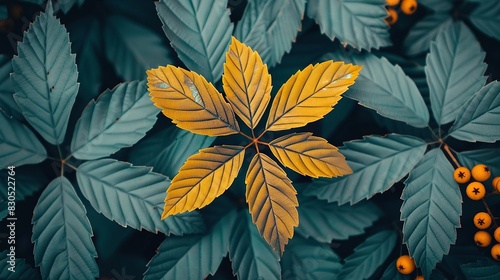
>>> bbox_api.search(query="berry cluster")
[385,0,418,26]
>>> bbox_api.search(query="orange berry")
[474,231,492,247]
[494,227,500,243]
[454,167,471,184]
[415,276,424,280]
[401,0,418,15]
[396,255,415,275]
[492,176,500,192]
[491,244,500,261]
[474,212,492,229]
[471,164,491,182]
[386,0,400,6]
[466,181,486,200]
[386,8,398,25]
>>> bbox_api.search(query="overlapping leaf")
[449,81,500,142]
[71,80,159,160]
[461,260,500,280]
[32,176,98,279]
[426,22,487,125]
[0,55,22,119]
[266,60,361,131]
[380,261,411,280]
[305,134,427,205]
[0,252,37,280]
[467,1,500,40]
[246,153,298,254]
[403,13,454,56]
[11,2,79,145]
[162,145,245,219]
[155,0,233,82]
[401,148,462,278]
[307,0,390,50]
[269,132,352,178]
[457,148,500,177]
[148,65,240,136]
[77,159,205,235]
[0,167,48,201]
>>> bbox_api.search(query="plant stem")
[482,198,498,228]
[443,143,461,168]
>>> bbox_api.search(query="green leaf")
[71,80,159,160]
[401,148,462,278]
[0,251,37,280]
[144,210,237,280]
[234,0,306,67]
[32,176,98,279]
[338,230,398,280]
[426,22,487,125]
[307,0,390,50]
[419,0,454,11]
[0,166,48,201]
[449,81,500,142]
[457,148,500,178]
[0,55,22,119]
[0,111,47,169]
[229,210,280,280]
[305,134,427,205]
[461,260,500,280]
[403,13,453,56]
[11,2,79,145]
[104,15,174,81]
[155,0,233,82]
[281,235,342,279]
[296,195,381,242]
[380,260,411,280]
[129,126,215,178]
[467,1,500,40]
[323,52,430,127]
[76,159,205,235]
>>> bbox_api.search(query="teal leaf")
[380,260,411,280]
[403,13,454,56]
[467,1,500,40]
[11,2,79,145]
[0,55,22,119]
[305,134,427,205]
[461,260,500,280]
[144,210,237,280]
[323,52,430,127]
[0,110,47,169]
[0,251,37,280]
[32,176,98,279]
[155,0,233,82]
[76,159,205,235]
[104,15,173,81]
[338,230,398,280]
[235,0,306,67]
[71,80,159,160]
[426,22,487,125]
[401,148,462,278]
[307,0,390,50]
[449,81,500,143]
[419,0,454,11]
[0,166,48,201]
[457,148,500,178]
[229,210,280,280]
[281,235,342,279]
[0,201,6,221]
[128,126,215,178]
[296,195,381,242]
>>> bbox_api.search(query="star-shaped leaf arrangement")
[146,37,361,254]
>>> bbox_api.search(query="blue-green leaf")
[338,230,398,280]
[144,210,237,280]
[32,176,98,279]
[419,0,454,11]
[155,0,233,82]
[307,0,390,50]
[426,22,487,125]
[449,81,500,143]
[104,15,173,81]
[281,235,341,279]
[71,80,159,160]
[0,251,37,280]
[235,0,306,67]
[0,201,7,221]
[296,195,381,242]
[0,55,22,119]
[305,134,427,205]
[76,159,205,235]
[0,111,46,169]
[0,166,48,201]
[403,13,454,56]
[129,126,215,178]
[467,1,500,40]
[380,260,411,280]
[229,210,280,280]
[457,148,500,178]
[323,52,430,127]
[11,2,79,145]
[461,260,500,280]
[401,148,462,279]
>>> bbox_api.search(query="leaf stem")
[482,198,498,228]
[239,131,253,141]
[65,162,78,171]
[442,143,461,168]
[57,144,63,161]
[427,125,439,141]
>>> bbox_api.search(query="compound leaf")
[246,153,298,254]
[11,2,79,145]
[71,80,159,160]
[148,65,240,136]
[467,1,500,40]
[307,0,390,50]
[163,145,245,219]
[426,22,487,125]
[266,60,361,131]
[0,252,37,280]
[305,134,427,205]
[401,148,462,278]
[269,132,352,178]
[403,13,454,56]
[0,55,22,119]
[223,36,272,129]
[461,259,500,280]
[338,230,398,280]
[155,0,233,82]
[32,176,98,279]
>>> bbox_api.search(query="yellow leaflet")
[246,153,298,255]
[223,37,272,129]
[266,60,362,131]
[269,132,352,178]
[161,145,245,219]
[147,65,240,136]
